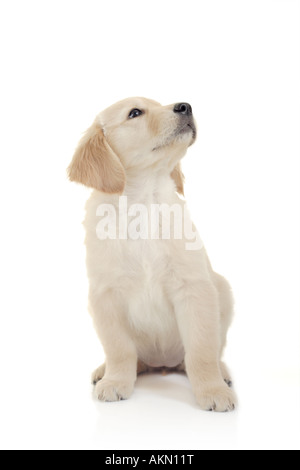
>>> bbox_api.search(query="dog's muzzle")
[173,102,197,142]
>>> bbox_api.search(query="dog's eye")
[128,108,143,119]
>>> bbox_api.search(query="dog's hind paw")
[220,361,233,388]
[91,363,106,385]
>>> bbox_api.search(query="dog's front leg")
[90,290,137,402]
[174,280,237,412]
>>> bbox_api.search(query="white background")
[0,0,299,451]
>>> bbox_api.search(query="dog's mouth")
[178,122,197,139]
[152,120,197,152]
[176,120,197,145]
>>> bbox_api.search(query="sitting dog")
[68,97,237,412]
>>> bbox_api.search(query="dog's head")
[68,97,197,195]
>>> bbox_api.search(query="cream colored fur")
[68,97,237,412]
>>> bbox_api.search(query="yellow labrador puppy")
[68,98,237,412]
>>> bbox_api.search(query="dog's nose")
[173,103,193,116]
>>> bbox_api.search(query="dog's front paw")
[95,378,134,402]
[195,384,237,412]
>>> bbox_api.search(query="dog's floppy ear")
[68,122,126,194]
[171,163,185,196]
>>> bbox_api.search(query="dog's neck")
[123,168,178,206]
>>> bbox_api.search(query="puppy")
[68,98,237,412]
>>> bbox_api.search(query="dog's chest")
[121,241,184,367]
[128,285,184,368]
